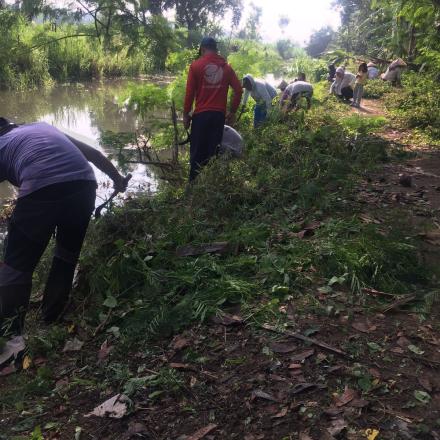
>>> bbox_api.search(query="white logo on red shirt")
[204,63,224,85]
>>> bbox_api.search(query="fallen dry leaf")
[0,365,16,376]
[171,335,191,351]
[334,387,358,407]
[63,337,84,352]
[269,342,297,353]
[186,423,218,440]
[299,433,314,440]
[127,421,148,436]
[323,407,344,417]
[98,340,113,362]
[22,355,32,370]
[352,321,376,333]
[290,349,315,362]
[272,407,288,418]
[85,394,130,419]
[419,230,440,246]
[327,417,347,437]
[288,363,302,370]
[169,363,194,370]
[369,368,381,379]
[351,398,370,408]
[291,383,320,395]
[212,313,244,326]
[397,336,411,348]
[34,357,47,366]
[251,389,280,402]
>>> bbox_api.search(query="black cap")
[200,37,218,51]
[0,117,10,127]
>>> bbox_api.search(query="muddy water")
[0,79,161,207]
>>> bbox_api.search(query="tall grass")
[0,14,147,90]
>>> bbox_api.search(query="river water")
[0,79,160,207]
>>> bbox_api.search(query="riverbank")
[2,78,440,439]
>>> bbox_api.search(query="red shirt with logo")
[184,53,243,115]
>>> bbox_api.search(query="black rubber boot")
[0,284,32,337]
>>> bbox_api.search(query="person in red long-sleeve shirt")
[183,37,242,181]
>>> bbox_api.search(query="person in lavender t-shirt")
[0,118,128,368]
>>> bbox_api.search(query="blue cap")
[200,37,218,51]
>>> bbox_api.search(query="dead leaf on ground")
[352,321,377,333]
[251,389,280,402]
[34,357,47,366]
[0,364,16,376]
[369,368,381,379]
[272,407,288,418]
[334,387,358,407]
[97,340,113,362]
[176,242,230,257]
[419,230,440,246]
[290,349,315,362]
[299,432,314,440]
[85,394,131,419]
[359,214,382,224]
[397,336,411,348]
[212,313,243,326]
[171,335,191,351]
[327,417,348,437]
[22,355,32,370]
[269,342,297,353]
[323,407,344,417]
[351,398,370,408]
[186,423,218,440]
[127,421,148,436]
[288,363,302,370]
[55,377,69,389]
[291,383,321,395]
[63,337,84,352]
[169,363,194,371]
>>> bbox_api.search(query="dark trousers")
[189,111,225,181]
[0,180,96,336]
[340,86,354,101]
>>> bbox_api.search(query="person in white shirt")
[241,74,277,127]
[280,81,314,111]
[330,67,356,102]
[381,58,407,86]
[367,62,379,79]
[219,125,244,157]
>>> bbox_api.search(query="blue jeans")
[254,103,267,128]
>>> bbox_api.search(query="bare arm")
[66,135,127,192]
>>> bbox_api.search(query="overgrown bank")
[78,94,433,342]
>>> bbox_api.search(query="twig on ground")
[381,294,417,313]
[262,324,348,357]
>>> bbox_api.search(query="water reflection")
[0,79,157,205]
